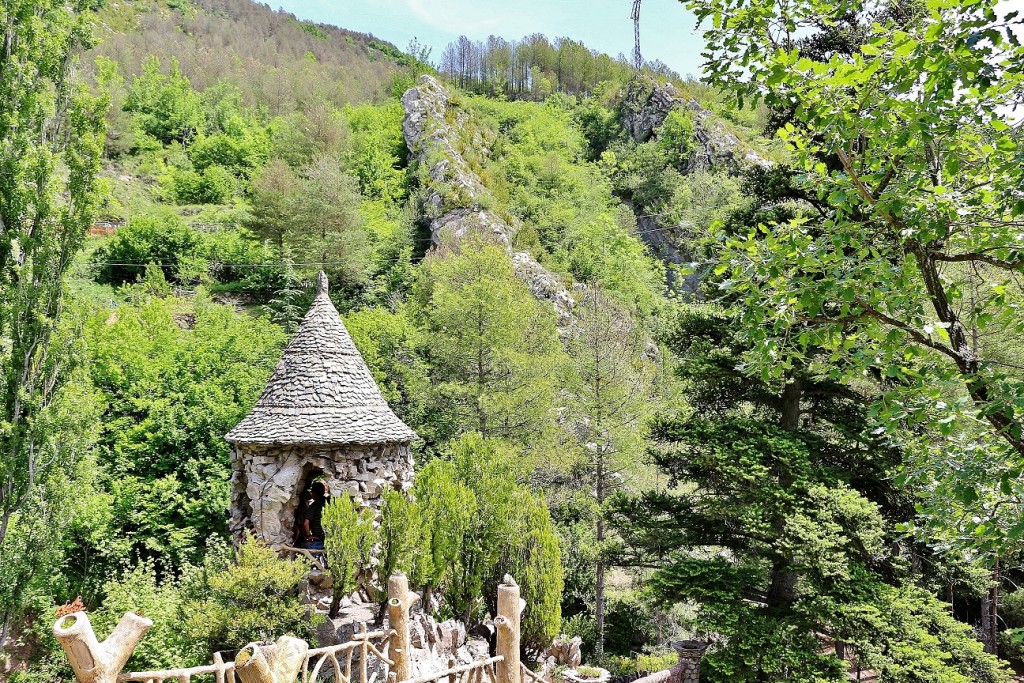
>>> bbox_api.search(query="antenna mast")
[631,0,643,71]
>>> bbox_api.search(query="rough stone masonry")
[225,272,417,547]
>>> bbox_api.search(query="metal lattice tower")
[631,0,643,70]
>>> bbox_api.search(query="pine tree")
[609,304,1005,681]
[564,285,653,655]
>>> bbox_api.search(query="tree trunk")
[329,587,342,619]
[982,560,999,654]
[595,453,606,657]
[0,605,11,653]
[910,243,1024,456]
[595,549,606,658]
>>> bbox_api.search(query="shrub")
[189,124,268,179]
[180,536,320,657]
[377,488,426,609]
[91,560,200,670]
[170,165,236,204]
[322,495,376,617]
[94,213,204,284]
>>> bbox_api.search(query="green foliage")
[91,561,198,670]
[442,433,564,650]
[0,0,107,638]
[609,300,1004,681]
[344,102,408,204]
[689,0,1024,551]
[168,164,237,204]
[181,536,320,656]
[466,98,664,313]
[291,156,368,284]
[345,304,431,429]
[414,240,563,447]
[245,159,300,258]
[411,459,476,599]
[94,213,205,284]
[322,494,377,614]
[84,297,285,572]
[655,110,694,170]
[378,489,426,603]
[188,120,269,179]
[244,156,368,283]
[125,56,205,145]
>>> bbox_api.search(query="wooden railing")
[119,652,235,683]
[520,664,546,683]
[279,545,327,573]
[304,626,395,683]
[403,656,503,683]
[54,575,526,683]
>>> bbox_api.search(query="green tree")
[411,459,475,610]
[84,296,286,572]
[322,494,376,617]
[293,155,368,282]
[688,0,1024,551]
[245,159,301,259]
[441,433,563,648]
[655,109,694,170]
[564,285,653,655]
[124,56,205,145]
[414,240,563,446]
[181,536,321,657]
[609,304,1004,681]
[377,488,425,612]
[0,0,106,613]
[94,213,205,284]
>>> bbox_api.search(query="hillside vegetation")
[3,0,1024,682]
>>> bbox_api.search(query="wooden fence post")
[495,575,523,683]
[234,635,309,683]
[53,611,153,683]
[388,572,419,682]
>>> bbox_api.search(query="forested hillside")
[3,0,1024,682]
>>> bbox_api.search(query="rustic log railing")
[520,664,545,683]
[402,656,503,683]
[54,574,524,683]
[304,625,395,683]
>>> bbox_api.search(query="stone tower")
[225,272,417,547]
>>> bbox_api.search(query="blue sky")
[272,0,707,78]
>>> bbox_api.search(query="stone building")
[225,272,417,547]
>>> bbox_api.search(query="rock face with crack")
[621,77,770,172]
[402,75,575,326]
[618,77,771,294]
[225,272,416,548]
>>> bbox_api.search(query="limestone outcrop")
[402,76,575,326]
[621,77,770,172]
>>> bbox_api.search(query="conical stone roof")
[226,272,418,446]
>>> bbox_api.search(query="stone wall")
[230,442,414,547]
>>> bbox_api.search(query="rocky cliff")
[618,78,770,295]
[402,76,575,325]
[621,77,769,172]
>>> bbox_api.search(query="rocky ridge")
[618,78,771,294]
[402,76,576,325]
[621,77,770,171]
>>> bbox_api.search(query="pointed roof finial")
[317,271,329,296]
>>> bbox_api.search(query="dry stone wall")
[230,442,413,547]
